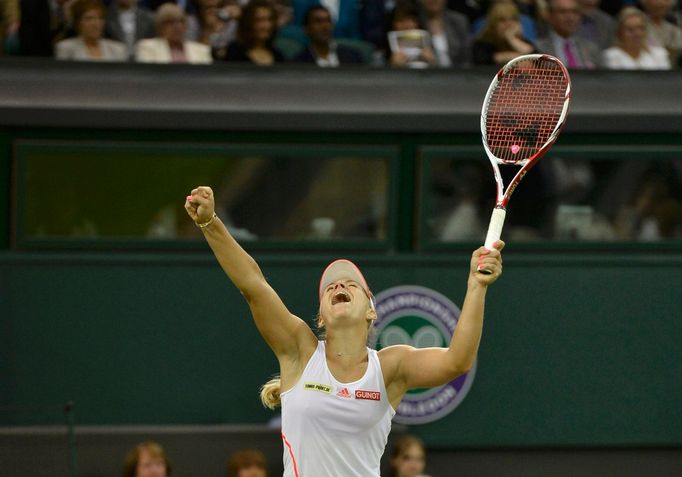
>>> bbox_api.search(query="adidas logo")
[336,387,351,398]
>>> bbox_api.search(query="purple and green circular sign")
[370,285,476,425]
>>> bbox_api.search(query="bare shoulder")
[378,345,415,406]
[378,345,414,376]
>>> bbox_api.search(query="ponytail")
[260,376,282,409]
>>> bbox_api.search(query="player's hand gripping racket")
[478,54,571,274]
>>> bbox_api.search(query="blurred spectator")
[640,0,682,67]
[434,161,487,242]
[448,0,487,22]
[134,2,212,62]
[471,0,540,43]
[226,448,269,477]
[146,0,197,14]
[293,5,365,66]
[359,0,388,48]
[122,441,172,477]
[105,0,156,58]
[472,1,536,65]
[195,0,239,60]
[145,0,201,40]
[56,0,128,60]
[386,2,437,67]
[1,0,20,54]
[222,0,283,64]
[614,169,682,240]
[417,0,471,67]
[602,6,671,69]
[292,0,361,39]
[517,0,550,24]
[271,0,293,29]
[388,435,431,477]
[576,0,615,50]
[19,0,76,56]
[271,0,305,47]
[534,0,600,68]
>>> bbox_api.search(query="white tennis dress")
[280,341,395,477]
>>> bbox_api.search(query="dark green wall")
[2,252,681,448]
[1,77,680,451]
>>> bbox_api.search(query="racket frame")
[480,54,571,251]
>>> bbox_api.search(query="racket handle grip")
[484,207,506,250]
[480,208,506,274]
[477,207,507,275]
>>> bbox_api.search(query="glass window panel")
[423,149,682,243]
[15,143,392,246]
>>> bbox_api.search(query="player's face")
[320,279,373,324]
[393,443,426,477]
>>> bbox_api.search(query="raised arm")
[185,186,316,360]
[382,242,504,407]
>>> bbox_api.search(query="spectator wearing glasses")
[534,0,601,68]
[134,2,211,63]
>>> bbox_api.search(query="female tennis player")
[185,186,503,477]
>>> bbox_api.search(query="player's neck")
[325,334,367,359]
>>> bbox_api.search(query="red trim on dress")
[281,431,300,477]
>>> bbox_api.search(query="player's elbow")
[447,358,473,379]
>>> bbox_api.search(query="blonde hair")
[260,376,282,409]
[154,3,186,32]
[478,3,521,48]
[122,441,172,477]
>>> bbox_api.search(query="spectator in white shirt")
[603,6,671,70]
[134,2,212,63]
[640,0,682,67]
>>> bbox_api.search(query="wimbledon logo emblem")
[369,285,476,425]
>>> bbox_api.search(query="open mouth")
[331,291,351,305]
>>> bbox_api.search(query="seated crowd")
[1,0,680,68]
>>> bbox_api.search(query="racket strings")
[484,57,568,164]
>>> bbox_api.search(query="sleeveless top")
[280,341,395,477]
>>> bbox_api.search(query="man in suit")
[418,0,471,67]
[105,0,156,58]
[535,0,601,69]
[294,5,365,66]
[577,0,616,51]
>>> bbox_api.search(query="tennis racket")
[479,54,571,273]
